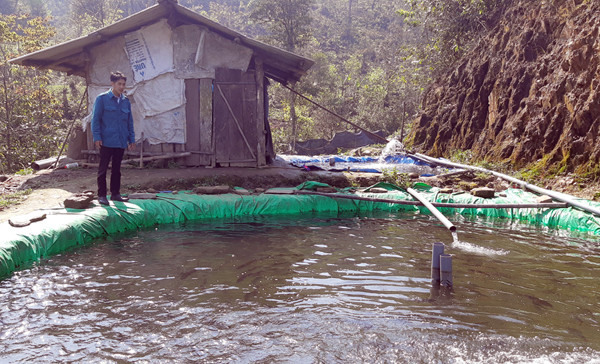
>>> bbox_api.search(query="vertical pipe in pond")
[440,254,453,289]
[431,242,445,285]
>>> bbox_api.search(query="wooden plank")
[214,68,259,167]
[86,128,94,160]
[214,68,241,166]
[199,78,213,166]
[241,70,258,162]
[255,57,267,167]
[185,79,201,166]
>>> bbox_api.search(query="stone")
[264,188,297,195]
[367,187,388,194]
[235,188,251,195]
[536,195,553,204]
[498,193,508,197]
[254,188,266,194]
[0,175,8,182]
[9,211,47,228]
[64,191,95,209]
[408,173,419,179]
[316,186,337,193]
[439,188,453,194]
[147,188,157,193]
[128,193,157,200]
[471,187,495,198]
[193,185,232,195]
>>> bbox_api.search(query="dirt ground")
[1,161,598,224]
[0,164,384,223]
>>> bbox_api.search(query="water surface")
[1,212,599,363]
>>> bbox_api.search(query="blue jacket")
[91,90,135,149]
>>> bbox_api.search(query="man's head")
[110,71,127,96]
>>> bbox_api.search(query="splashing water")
[378,138,404,163]
[452,231,460,244]
[451,231,509,256]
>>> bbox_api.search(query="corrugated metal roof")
[9,0,313,83]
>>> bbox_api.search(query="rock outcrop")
[410,0,600,176]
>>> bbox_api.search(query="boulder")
[0,175,8,182]
[439,188,453,194]
[64,191,95,209]
[471,187,496,198]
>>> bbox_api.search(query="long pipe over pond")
[412,152,600,217]
[406,187,456,232]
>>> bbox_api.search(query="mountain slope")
[409,0,600,177]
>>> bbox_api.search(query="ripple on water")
[0,214,599,362]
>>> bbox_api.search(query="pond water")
[1,212,599,363]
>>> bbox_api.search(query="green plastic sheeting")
[1,182,600,278]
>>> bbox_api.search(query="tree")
[398,0,508,76]
[0,15,67,173]
[68,0,124,36]
[250,0,314,152]
[250,0,314,52]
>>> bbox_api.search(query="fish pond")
[1,212,599,363]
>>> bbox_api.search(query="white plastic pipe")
[407,187,456,232]
[413,152,600,217]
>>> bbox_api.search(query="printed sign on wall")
[124,32,156,83]
[123,19,174,83]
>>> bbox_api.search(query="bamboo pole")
[412,152,600,217]
[52,89,88,169]
[281,84,389,144]
[294,190,568,209]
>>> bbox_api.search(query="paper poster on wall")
[130,72,185,117]
[124,32,155,82]
[142,106,187,145]
[124,19,174,83]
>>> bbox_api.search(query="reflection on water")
[1,212,600,363]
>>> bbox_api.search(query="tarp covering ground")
[2,182,600,278]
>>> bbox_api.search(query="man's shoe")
[111,194,129,202]
[98,196,110,205]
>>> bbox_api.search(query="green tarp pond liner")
[1,183,600,278]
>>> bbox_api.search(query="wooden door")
[185,78,213,166]
[213,68,258,167]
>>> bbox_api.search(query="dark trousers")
[97,146,125,197]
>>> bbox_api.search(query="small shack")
[10,0,313,167]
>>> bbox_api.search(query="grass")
[0,189,33,210]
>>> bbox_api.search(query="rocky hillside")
[409,0,600,177]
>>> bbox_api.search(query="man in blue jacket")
[91,71,136,206]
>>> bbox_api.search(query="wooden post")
[199,78,213,167]
[255,57,266,167]
[139,131,144,168]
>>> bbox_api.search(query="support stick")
[431,242,445,285]
[139,132,144,168]
[440,254,453,289]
